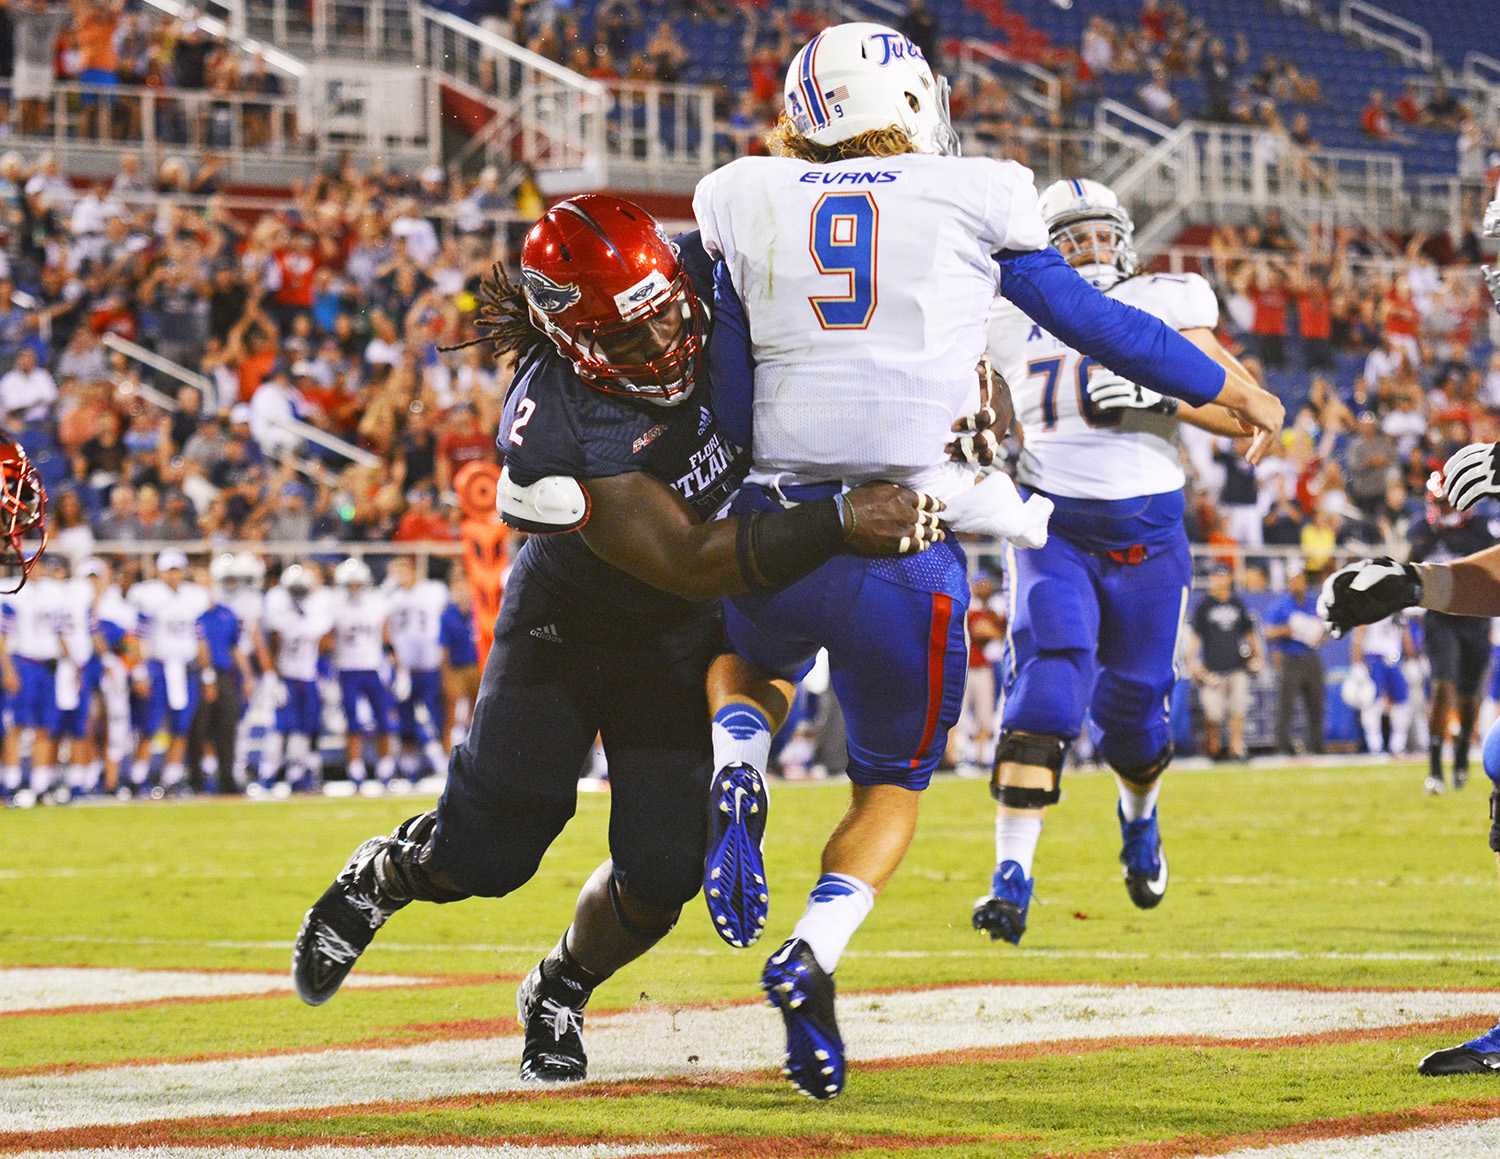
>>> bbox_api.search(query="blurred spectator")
[1188,566,1261,762]
[0,345,56,425]
[1264,568,1327,755]
[1345,412,1396,517]
[900,0,938,69]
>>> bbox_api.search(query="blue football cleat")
[972,860,1033,944]
[762,937,844,1099]
[1119,806,1168,910]
[1419,1019,1500,1075]
[704,762,769,948]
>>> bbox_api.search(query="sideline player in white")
[692,22,1284,1098]
[1350,613,1416,756]
[49,555,100,799]
[222,553,267,786]
[329,558,398,794]
[129,550,214,796]
[256,563,331,797]
[0,561,65,805]
[86,559,138,796]
[975,177,1263,944]
[385,556,450,783]
[1319,178,1500,1075]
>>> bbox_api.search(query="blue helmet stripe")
[1070,178,1084,197]
[800,33,828,129]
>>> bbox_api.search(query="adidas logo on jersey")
[529,624,563,644]
[698,407,712,436]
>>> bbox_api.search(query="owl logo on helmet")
[521,268,583,315]
[0,429,46,593]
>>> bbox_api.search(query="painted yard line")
[1202,1119,1500,1157]
[0,969,484,1017]
[2,984,1496,1134]
[9,1147,701,1159]
[7,932,1500,964]
[1097,1097,1500,1158]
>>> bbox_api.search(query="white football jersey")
[224,587,263,654]
[129,581,211,664]
[332,589,388,672]
[263,586,330,682]
[95,586,137,639]
[3,577,64,660]
[694,153,1048,494]
[1362,615,1406,665]
[386,580,448,671]
[989,271,1219,500]
[53,578,95,664]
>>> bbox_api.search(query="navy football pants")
[421,551,716,909]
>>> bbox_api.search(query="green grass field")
[4,759,1500,1157]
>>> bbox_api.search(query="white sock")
[376,754,397,782]
[423,739,447,773]
[348,757,367,783]
[711,703,773,774]
[399,751,420,776]
[790,872,875,974]
[162,762,185,788]
[2,763,21,791]
[1117,778,1162,822]
[67,763,87,789]
[202,755,219,779]
[995,811,1044,877]
[260,735,284,783]
[29,764,53,795]
[1390,703,1412,754]
[1361,706,1386,754]
[86,761,103,792]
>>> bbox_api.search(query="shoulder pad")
[498,465,590,534]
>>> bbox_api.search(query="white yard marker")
[1204,1120,1500,1158]
[0,968,432,1015]
[1,984,1495,1133]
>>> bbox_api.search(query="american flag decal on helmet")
[825,85,850,103]
[521,267,582,314]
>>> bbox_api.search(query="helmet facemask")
[529,269,708,407]
[1048,208,1138,289]
[0,451,46,594]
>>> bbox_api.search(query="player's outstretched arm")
[1320,545,1500,636]
[997,248,1283,458]
[574,472,943,603]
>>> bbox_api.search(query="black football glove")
[1317,557,1423,639]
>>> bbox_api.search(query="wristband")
[1415,563,1447,612]
[735,497,847,591]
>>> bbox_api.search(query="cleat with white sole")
[1118,805,1168,910]
[703,762,771,948]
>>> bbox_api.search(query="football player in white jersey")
[256,564,332,796]
[385,555,450,783]
[0,562,65,804]
[129,550,214,796]
[224,552,267,787]
[85,558,138,797]
[975,177,1262,944]
[49,555,100,800]
[1350,613,1416,756]
[330,558,398,793]
[690,21,1283,1099]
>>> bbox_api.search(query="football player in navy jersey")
[291,195,942,1085]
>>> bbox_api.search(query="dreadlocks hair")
[439,261,551,361]
[764,114,917,163]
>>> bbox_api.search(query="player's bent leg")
[703,652,797,948]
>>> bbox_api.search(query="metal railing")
[1411,174,1498,235]
[953,39,1062,118]
[212,0,421,63]
[139,0,307,82]
[1337,0,1434,70]
[1465,52,1500,91]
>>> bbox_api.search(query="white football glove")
[1086,371,1178,414]
[1484,265,1500,313]
[1484,193,1500,239]
[1431,442,1500,512]
[943,470,1053,549]
[1317,557,1423,639]
[261,672,286,708]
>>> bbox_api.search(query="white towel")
[163,660,191,712]
[54,659,79,712]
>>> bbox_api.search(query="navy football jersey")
[498,231,749,630]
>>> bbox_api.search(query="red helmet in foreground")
[519,194,706,405]
[0,432,46,592]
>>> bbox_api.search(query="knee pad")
[1109,740,1175,787]
[990,729,1066,808]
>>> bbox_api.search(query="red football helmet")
[519,194,707,405]
[0,431,45,592]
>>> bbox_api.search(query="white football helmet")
[334,557,372,588]
[783,23,958,156]
[234,552,266,587]
[209,551,240,589]
[1037,178,1138,289]
[280,563,312,596]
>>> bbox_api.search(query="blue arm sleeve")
[997,248,1227,408]
[707,258,754,452]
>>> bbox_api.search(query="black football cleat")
[762,937,845,1099]
[517,962,589,1083]
[1419,1020,1500,1075]
[971,860,1033,944]
[1118,806,1169,910]
[292,835,409,1006]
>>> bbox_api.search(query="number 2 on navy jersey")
[808,192,878,330]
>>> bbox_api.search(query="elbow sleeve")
[997,248,1227,408]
